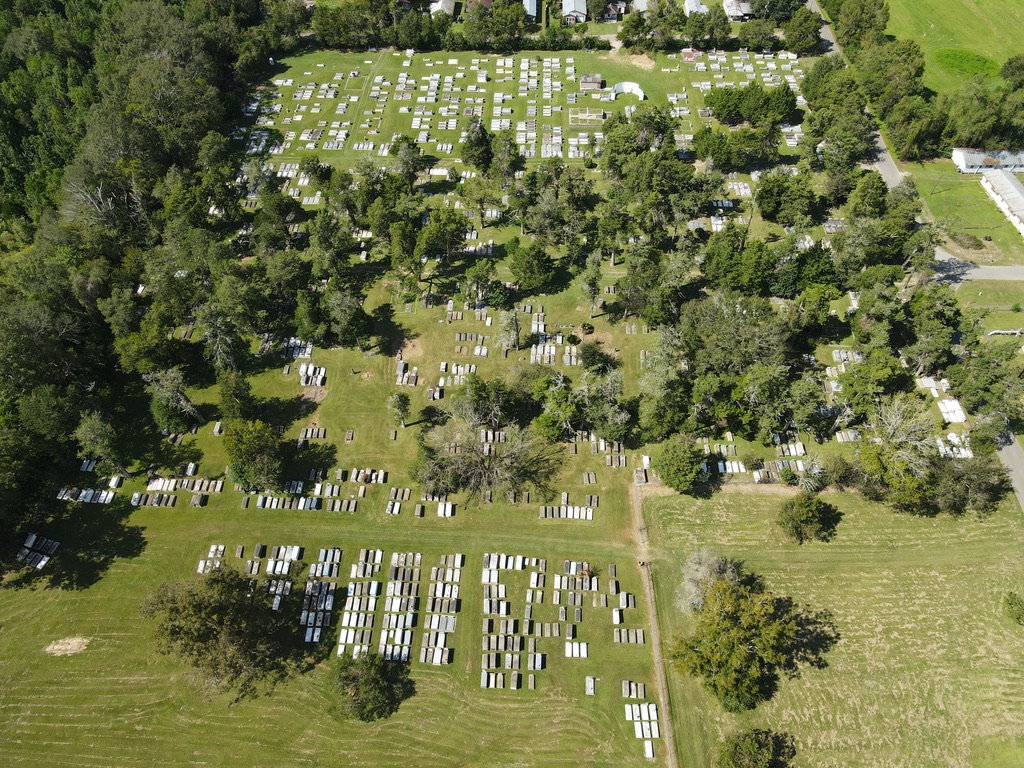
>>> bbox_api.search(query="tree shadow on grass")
[138,433,206,477]
[816,501,844,542]
[4,497,146,591]
[781,603,842,675]
[372,303,418,357]
[284,441,338,482]
[258,395,306,431]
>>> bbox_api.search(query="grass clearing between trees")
[644,488,1024,768]
[886,0,1024,94]
[956,280,1024,333]
[897,159,1024,266]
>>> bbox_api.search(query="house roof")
[562,0,587,15]
[983,169,1024,218]
[953,148,1024,169]
[723,0,752,18]
[522,0,538,16]
[632,0,647,12]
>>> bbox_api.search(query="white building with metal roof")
[981,169,1024,238]
[952,148,1024,173]
[723,0,753,20]
[562,0,587,22]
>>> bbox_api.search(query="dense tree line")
[311,0,610,54]
[820,0,1024,159]
[0,0,307,564]
[616,1,822,56]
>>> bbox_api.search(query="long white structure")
[981,169,1024,239]
[608,81,645,100]
[952,148,1024,173]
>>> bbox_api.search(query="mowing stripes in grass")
[934,49,1000,79]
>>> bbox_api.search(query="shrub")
[777,491,842,543]
[653,434,708,494]
[1006,591,1024,626]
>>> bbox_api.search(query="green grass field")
[956,279,1024,334]
[896,159,1024,266]
[643,487,1024,768]
[0,238,668,765]
[886,0,1024,94]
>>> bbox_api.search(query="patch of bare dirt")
[401,338,424,361]
[301,388,327,404]
[45,637,89,656]
[613,46,656,70]
[360,371,372,380]
[718,482,800,495]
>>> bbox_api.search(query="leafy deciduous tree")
[777,491,842,543]
[653,433,708,494]
[142,567,296,698]
[224,419,283,492]
[330,652,416,722]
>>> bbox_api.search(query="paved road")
[809,0,1024,505]
[806,0,836,47]
[934,251,1024,284]
[997,435,1024,504]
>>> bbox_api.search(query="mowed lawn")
[643,487,1024,768]
[897,159,1024,266]
[0,503,657,767]
[886,0,1024,94]
[0,253,664,765]
[956,279,1024,333]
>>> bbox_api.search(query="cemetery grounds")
[3,46,1024,768]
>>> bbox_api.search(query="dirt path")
[628,479,679,768]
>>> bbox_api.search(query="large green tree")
[74,411,128,475]
[463,118,493,172]
[224,420,284,492]
[507,240,554,295]
[781,8,823,56]
[331,652,416,722]
[142,567,296,697]
[653,434,708,494]
[672,576,838,711]
[777,491,841,543]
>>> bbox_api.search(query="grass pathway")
[629,480,679,768]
